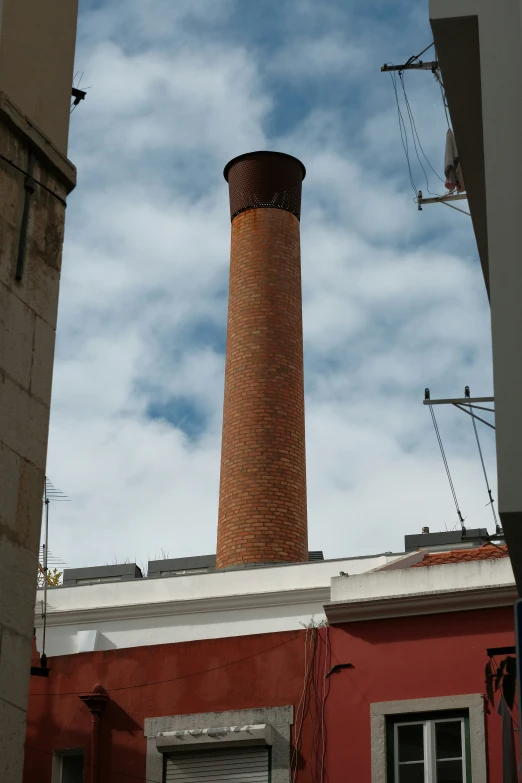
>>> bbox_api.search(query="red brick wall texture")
[216,206,308,568]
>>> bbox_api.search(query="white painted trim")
[370,694,486,783]
[145,707,292,783]
[35,585,331,628]
[393,716,466,783]
[326,583,516,623]
[369,551,426,572]
[156,724,272,751]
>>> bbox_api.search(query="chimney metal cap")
[223,150,306,182]
[224,150,306,221]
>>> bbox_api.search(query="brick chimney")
[216,151,308,569]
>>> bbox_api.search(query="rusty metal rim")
[230,204,301,221]
[223,150,306,182]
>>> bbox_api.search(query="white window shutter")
[165,746,270,782]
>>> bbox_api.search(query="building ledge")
[0,90,76,192]
[325,583,516,623]
[35,585,332,628]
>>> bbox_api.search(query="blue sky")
[45,0,496,570]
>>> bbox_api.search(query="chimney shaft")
[216,151,308,569]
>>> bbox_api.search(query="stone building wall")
[0,98,75,781]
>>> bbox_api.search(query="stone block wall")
[0,106,73,781]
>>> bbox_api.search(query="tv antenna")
[32,478,70,678]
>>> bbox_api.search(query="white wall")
[35,554,401,656]
[331,556,515,603]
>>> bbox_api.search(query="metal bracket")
[381,61,439,72]
[71,87,86,106]
[487,646,515,658]
[423,389,495,430]
[30,653,49,677]
[417,192,468,205]
[326,663,354,678]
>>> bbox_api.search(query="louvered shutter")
[165,745,270,782]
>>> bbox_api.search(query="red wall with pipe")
[24,607,515,782]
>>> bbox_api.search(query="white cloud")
[266,35,370,80]
[44,0,496,570]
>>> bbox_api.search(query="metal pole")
[42,492,49,658]
[90,712,100,783]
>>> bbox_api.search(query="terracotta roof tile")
[411,543,508,568]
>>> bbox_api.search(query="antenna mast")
[31,478,69,678]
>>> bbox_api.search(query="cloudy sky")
[44,0,496,571]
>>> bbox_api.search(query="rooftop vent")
[148,551,325,578]
[405,528,489,553]
[147,555,216,579]
[62,563,142,587]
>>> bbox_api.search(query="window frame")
[144,706,292,783]
[387,710,471,782]
[51,748,84,783]
[163,744,272,783]
[370,694,486,783]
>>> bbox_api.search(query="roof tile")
[411,543,508,568]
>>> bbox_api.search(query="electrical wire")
[311,631,322,783]
[0,152,67,208]
[389,65,446,204]
[320,626,330,782]
[292,627,315,782]
[433,69,452,130]
[466,393,499,529]
[30,632,302,698]
[389,70,418,197]
[399,71,445,191]
[387,42,460,209]
[428,404,466,528]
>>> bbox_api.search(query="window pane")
[61,754,84,783]
[436,759,464,782]
[398,724,424,762]
[399,763,425,783]
[435,721,462,760]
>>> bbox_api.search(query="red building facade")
[24,584,516,782]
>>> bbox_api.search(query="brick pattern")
[216,208,308,569]
[411,543,509,567]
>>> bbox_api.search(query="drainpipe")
[79,684,108,783]
[15,149,36,281]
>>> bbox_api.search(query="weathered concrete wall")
[0,104,74,781]
[0,0,79,154]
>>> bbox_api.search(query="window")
[144,707,293,783]
[165,746,270,782]
[52,750,84,783]
[387,712,471,782]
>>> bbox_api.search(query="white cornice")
[35,585,330,628]
[325,583,517,624]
